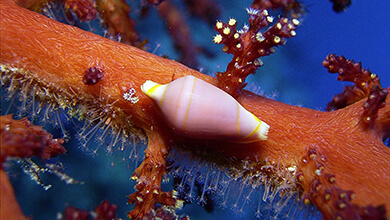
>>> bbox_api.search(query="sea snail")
[141,75,270,143]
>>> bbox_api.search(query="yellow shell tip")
[141,80,160,96]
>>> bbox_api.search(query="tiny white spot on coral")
[213,34,223,43]
[273,36,281,44]
[123,88,139,103]
[267,16,274,23]
[228,18,237,26]
[246,8,260,15]
[256,32,265,42]
[223,27,231,35]
[215,21,223,29]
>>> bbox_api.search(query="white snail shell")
[141,75,269,143]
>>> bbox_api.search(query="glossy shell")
[141,75,269,143]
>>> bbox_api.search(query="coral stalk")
[1,0,389,219]
[0,115,66,219]
[0,169,27,220]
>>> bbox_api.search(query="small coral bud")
[223,27,231,35]
[292,18,300,26]
[312,179,322,192]
[215,21,223,29]
[339,192,347,199]
[364,116,372,123]
[175,200,184,209]
[273,36,281,44]
[242,24,249,32]
[83,66,104,85]
[315,183,321,191]
[228,18,237,26]
[297,173,304,182]
[136,196,143,203]
[254,58,263,67]
[324,193,331,201]
[287,165,297,172]
[172,190,178,197]
[290,30,296,36]
[213,34,223,43]
[304,198,311,205]
[338,202,346,209]
[327,174,336,183]
[246,7,260,15]
[256,32,265,42]
[222,46,228,52]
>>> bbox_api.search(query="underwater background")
[3,0,390,219]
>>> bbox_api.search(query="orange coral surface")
[1,0,389,219]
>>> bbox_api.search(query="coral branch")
[183,0,221,25]
[156,1,200,68]
[324,54,382,111]
[63,200,117,220]
[251,0,305,18]
[297,147,386,219]
[0,169,27,220]
[0,115,65,164]
[127,129,178,220]
[95,0,142,46]
[64,206,90,220]
[0,114,66,219]
[142,0,216,68]
[323,54,389,129]
[1,1,389,219]
[214,8,299,96]
[64,0,97,21]
[361,85,388,125]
